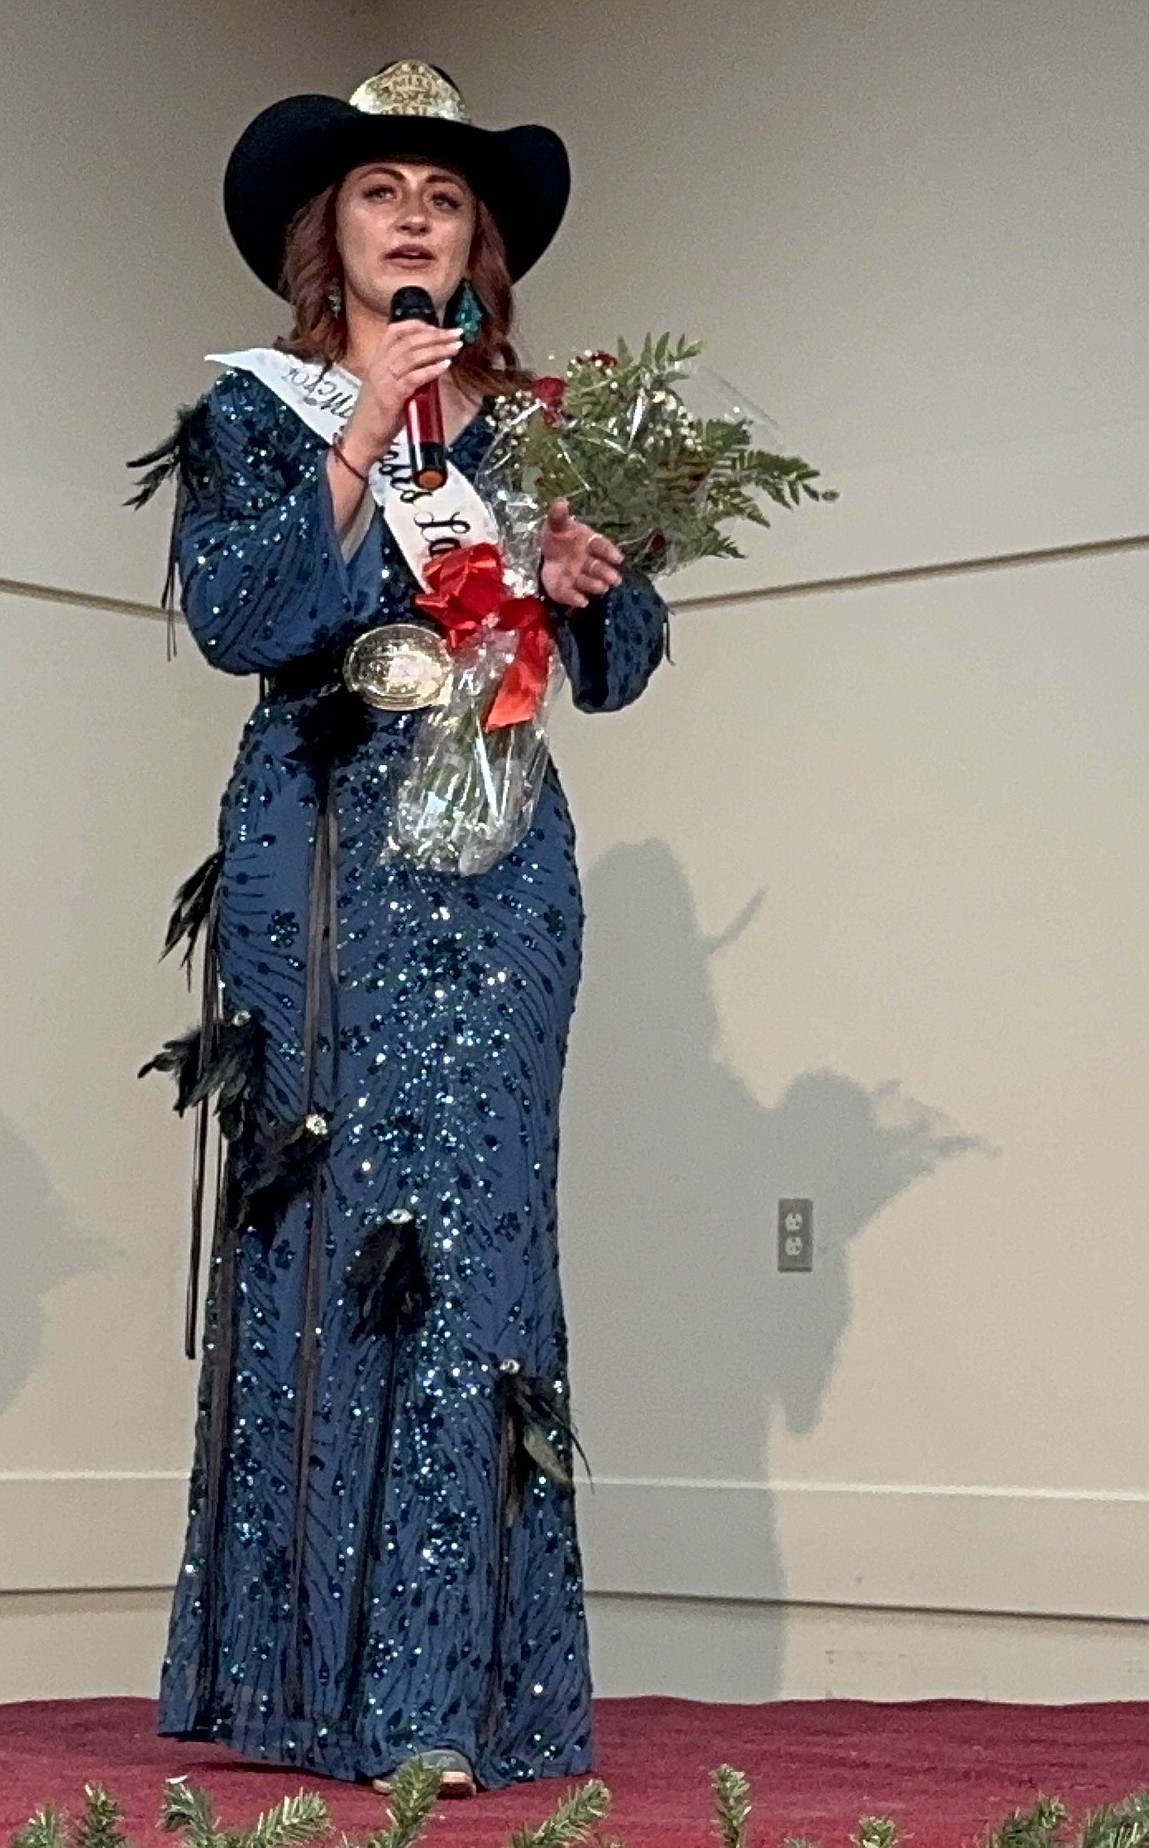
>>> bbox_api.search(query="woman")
[137,59,668,1795]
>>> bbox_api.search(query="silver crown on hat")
[349,59,471,124]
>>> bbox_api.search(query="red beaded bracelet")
[331,434,371,485]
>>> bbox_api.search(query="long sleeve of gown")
[176,371,384,676]
[553,569,669,713]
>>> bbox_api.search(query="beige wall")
[3,0,1149,1701]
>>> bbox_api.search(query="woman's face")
[335,159,477,321]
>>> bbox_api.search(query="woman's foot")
[371,1749,477,1799]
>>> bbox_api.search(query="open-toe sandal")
[371,1749,477,1799]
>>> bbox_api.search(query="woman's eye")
[364,185,394,201]
[434,194,462,210]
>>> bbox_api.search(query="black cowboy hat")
[224,59,571,294]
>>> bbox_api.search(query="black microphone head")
[389,286,439,325]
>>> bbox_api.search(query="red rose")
[531,375,567,426]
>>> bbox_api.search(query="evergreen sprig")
[981,1796,1070,1848]
[244,1794,330,1848]
[160,1779,218,1848]
[75,1788,128,1848]
[1079,1794,1149,1848]
[10,1810,66,1848]
[361,1761,442,1848]
[712,1765,752,1848]
[159,1781,329,1848]
[854,1823,899,1848]
[506,1778,610,1848]
[18,1765,1149,1848]
[484,334,835,579]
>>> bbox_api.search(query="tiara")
[349,59,470,124]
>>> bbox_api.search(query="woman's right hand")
[337,319,464,472]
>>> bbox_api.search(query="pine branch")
[36,1766,1149,1848]
[1079,1793,1149,1848]
[76,1788,127,1848]
[854,1824,899,1848]
[160,1779,218,1847]
[981,1796,1068,1848]
[506,1779,611,1848]
[363,1761,441,1848]
[11,1810,68,1848]
[243,1794,329,1848]
[712,1766,751,1848]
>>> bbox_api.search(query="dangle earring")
[452,280,484,344]
[326,281,343,317]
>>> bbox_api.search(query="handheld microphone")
[389,285,448,491]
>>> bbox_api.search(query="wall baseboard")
[0,1590,170,1704]
[586,1594,1149,1704]
[579,1479,1149,1621]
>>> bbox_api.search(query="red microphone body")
[390,285,448,490]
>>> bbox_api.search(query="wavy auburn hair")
[276,174,533,399]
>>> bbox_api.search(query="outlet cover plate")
[778,1198,814,1272]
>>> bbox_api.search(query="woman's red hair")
[277,176,533,399]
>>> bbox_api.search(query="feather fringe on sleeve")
[125,398,222,613]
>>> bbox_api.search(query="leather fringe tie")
[282,786,340,1719]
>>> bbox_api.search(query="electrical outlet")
[778,1198,814,1272]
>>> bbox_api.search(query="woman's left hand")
[539,499,624,610]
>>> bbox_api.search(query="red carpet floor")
[1,1697,1148,1846]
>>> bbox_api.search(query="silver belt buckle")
[343,623,452,712]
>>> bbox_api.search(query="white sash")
[206,346,499,589]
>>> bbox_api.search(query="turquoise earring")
[453,280,484,344]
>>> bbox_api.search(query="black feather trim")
[189,1013,265,1140]
[127,401,222,616]
[233,1112,329,1243]
[345,1209,431,1342]
[125,400,221,512]
[286,684,373,786]
[138,1028,202,1114]
[162,850,223,977]
[138,1011,264,1139]
[494,1363,590,1527]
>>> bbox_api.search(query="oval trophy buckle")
[343,623,452,712]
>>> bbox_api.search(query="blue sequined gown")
[155,367,666,1788]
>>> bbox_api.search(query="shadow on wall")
[0,1116,96,1417]
[561,840,992,1688]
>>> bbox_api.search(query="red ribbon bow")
[414,541,554,730]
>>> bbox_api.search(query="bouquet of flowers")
[382,335,834,877]
[479,334,835,575]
